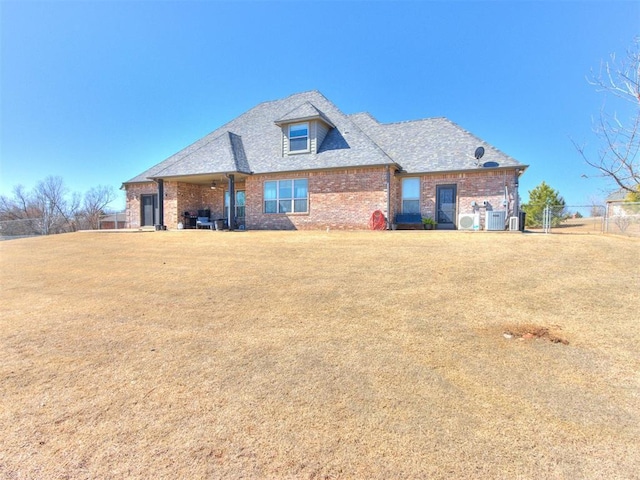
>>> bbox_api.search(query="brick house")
[122,91,527,230]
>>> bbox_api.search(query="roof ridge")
[228,132,251,174]
[379,116,447,126]
[349,112,381,126]
[259,90,324,108]
[275,98,337,128]
[341,111,396,166]
[276,100,320,119]
[223,131,236,169]
[207,91,324,134]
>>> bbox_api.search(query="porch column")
[227,174,235,231]
[157,179,165,229]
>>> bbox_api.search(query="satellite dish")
[474,146,485,160]
[482,161,500,168]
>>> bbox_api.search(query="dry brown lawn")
[1,230,639,479]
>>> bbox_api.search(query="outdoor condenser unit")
[485,210,507,231]
[509,216,519,231]
[458,213,480,231]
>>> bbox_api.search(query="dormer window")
[275,102,335,156]
[289,123,309,153]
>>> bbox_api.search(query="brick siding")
[125,168,520,230]
[414,169,520,228]
[124,183,157,229]
[245,168,390,230]
[125,181,240,229]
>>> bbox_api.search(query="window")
[289,123,309,152]
[402,178,420,214]
[264,179,308,214]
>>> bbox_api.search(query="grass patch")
[1,230,639,479]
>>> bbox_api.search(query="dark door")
[141,194,158,227]
[436,185,457,229]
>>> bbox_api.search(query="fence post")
[542,205,550,234]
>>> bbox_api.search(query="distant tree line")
[0,175,117,235]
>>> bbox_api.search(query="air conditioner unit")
[509,216,519,231]
[458,213,480,231]
[485,210,507,231]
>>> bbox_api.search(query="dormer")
[275,102,335,156]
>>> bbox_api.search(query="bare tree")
[587,195,605,217]
[0,177,121,235]
[33,176,78,234]
[0,185,36,220]
[82,185,116,229]
[573,37,640,194]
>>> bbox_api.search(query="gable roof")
[124,90,526,184]
[274,101,335,128]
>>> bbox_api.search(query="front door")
[141,194,158,227]
[436,185,457,229]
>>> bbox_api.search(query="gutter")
[394,165,529,177]
[247,162,401,177]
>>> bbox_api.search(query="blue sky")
[1,0,639,211]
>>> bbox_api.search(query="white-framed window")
[289,123,309,152]
[264,179,308,214]
[402,177,421,214]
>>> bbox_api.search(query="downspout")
[386,165,391,229]
[514,169,522,231]
[157,179,165,229]
[227,174,235,231]
[514,169,520,215]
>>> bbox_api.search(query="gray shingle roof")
[606,188,630,202]
[124,90,526,184]
[275,101,335,128]
[349,113,524,173]
[148,131,250,178]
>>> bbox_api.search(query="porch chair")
[196,216,214,229]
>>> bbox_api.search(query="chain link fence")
[523,203,640,236]
[1,212,128,240]
[0,218,45,240]
[605,201,640,236]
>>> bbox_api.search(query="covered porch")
[152,173,248,231]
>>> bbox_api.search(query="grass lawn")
[1,230,639,479]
